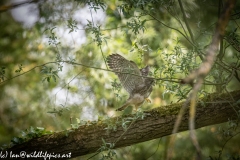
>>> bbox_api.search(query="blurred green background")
[0,0,240,159]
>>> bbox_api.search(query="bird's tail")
[116,103,129,111]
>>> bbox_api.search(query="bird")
[107,53,154,111]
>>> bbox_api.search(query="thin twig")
[0,0,40,12]
[164,6,188,38]
[100,45,108,69]
[178,0,204,61]
[0,60,232,86]
[225,88,239,116]
[0,62,56,84]
[146,138,162,160]
[218,131,240,159]
[147,13,196,48]
[177,0,195,43]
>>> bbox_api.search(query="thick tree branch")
[4,90,240,159]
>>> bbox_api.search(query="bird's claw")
[145,98,151,103]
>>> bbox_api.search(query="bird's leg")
[116,101,130,111]
[133,107,137,112]
[134,105,141,112]
[145,98,151,103]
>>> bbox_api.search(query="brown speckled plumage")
[107,54,154,111]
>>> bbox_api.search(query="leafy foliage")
[98,138,116,160]
[0,66,6,82]
[41,66,60,82]
[0,0,240,159]
[1,127,52,150]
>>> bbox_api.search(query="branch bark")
[4,90,240,159]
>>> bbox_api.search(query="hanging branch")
[166,0,236,159]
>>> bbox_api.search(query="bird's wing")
[107,54,144,94]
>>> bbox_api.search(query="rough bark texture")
[4,90,240,159]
